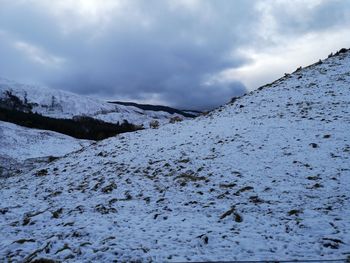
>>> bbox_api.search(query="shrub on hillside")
[169,116,183,124]
[149,120,160,129]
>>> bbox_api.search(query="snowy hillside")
[0,121,91,177]
[0,79,189,126]
[1,49,350,262]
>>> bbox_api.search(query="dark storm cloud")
[53,0,255,110]
[1,0,350,110]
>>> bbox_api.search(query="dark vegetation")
[0,106,140,140]
[0,90,34,113]
[0,107,140,140]
[109,101,199,118]
[0,91,142,140]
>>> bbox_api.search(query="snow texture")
[0,50,350,262]
[0,121,91,177]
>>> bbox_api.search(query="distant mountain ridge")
[0,78,195,139]
[109,101,200,118]
[0,78,192,126]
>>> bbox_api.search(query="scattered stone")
[101,182,117,193]
[197,234,209,244]
[95,204,117,214]
[288,209,302,216]
[322,238,344,249]
[220,206,243,222]
[235,186,254,195]
[175,171,207,185]
[309,143,319,148]
[36,169,48,176]
[47,156,59,163]
[219,183,237,188]
[51,208,63,219]
[13,239,36,244]
[307,175,319,180]
[31,259,58,263]
[311,183,323,189]
[178,158,190,163]
[249,196,264,204]
[0,208,9,215]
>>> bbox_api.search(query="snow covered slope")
[0,79,188,126]
[1,49,350,262]
[0,121,91,177]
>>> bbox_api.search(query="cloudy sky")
[1,0,350,110]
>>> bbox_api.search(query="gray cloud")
[1,0,350,110]
[270,0,350,35]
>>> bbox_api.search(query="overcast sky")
[1,0,350,110]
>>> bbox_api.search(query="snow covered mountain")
[0,121,91,178]
[1,48,350,262]
[0,79,192,127]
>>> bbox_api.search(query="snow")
[0,50,350,262]
[0,121,91,177]
[0,78,186,126]
[0,121,91,161]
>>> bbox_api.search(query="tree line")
[0,107,141,140]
